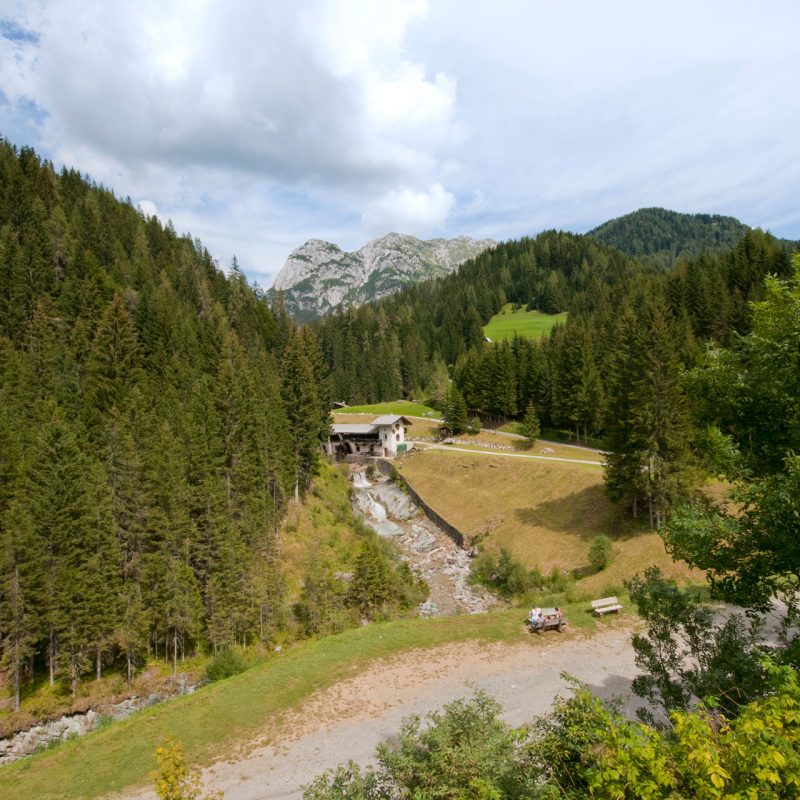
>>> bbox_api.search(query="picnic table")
[528,607,567,633]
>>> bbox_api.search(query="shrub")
[153,736,222,800]
[546,566,571,593]
[466,416,483,435]
[470,548,532,598]
[588,535,613,572]
[204,647,247,682]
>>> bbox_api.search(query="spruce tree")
[349,538,392,620]
[443,384,468,435]
[0,498,43,709]
[85,293,140,420]
[520,402,541,445]
[281,330,328,501]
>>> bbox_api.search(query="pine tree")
[85,293,140,420]
[24,409,120,694]
[295,559,350,636]
[0,498,43,709]
[604,302,694,527]
[281,330,328,502]
[349,538,392,620]
[633,305,694,528]
[604,309,644,516]
[520,402,541,445]
[443,384,468,435]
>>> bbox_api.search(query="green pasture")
[339,400,439,418]
[483,305,567,342]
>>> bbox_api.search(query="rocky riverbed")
[351,468,497,615]
[0,675,196,766]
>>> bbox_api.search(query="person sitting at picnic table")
[528,607,541,625]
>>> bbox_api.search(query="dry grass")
[434,436,604,461]
[395,449,701,588]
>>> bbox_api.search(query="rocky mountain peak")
[271,233,496,321]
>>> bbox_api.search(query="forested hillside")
[313,224,795,526]
[587,207,750,268]
[312,231,646,403]
[0,141,425,713]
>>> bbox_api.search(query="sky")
[1,0,798,288]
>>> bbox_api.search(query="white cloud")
[137,199,158,218]
[362,183,455,234]
[2,0,799,283]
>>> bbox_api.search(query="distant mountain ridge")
[587,208,750,269]
[271,233,496,320]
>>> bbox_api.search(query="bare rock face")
[271,233,495,321]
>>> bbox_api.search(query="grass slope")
[280,460,368,596]
[0,609,597,800]
[396,449,700,592]
[483,305,567,342]
[339,400,438,417]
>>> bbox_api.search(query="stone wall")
[376,458,466,548]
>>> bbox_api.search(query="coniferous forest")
[0,141,342,708]
[311,224,796,526]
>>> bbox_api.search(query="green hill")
[587,207,749,268]
[483,305,567,342]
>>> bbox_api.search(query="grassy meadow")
[395,448,701,593]
[483,305,567,342]
[339,400,439,417]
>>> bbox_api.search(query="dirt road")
[415,442,605,467]
[123,623,640,800]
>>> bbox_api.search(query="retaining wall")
[376,458,466,548]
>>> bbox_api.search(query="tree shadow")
[513,485,614,539]
[514,485,649,541]
[584,672,658,723]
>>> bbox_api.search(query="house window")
[396,433,400,441]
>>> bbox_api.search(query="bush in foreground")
[306,663,800,800]
[153,737,222,800]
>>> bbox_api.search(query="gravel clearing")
[121,622,642,800]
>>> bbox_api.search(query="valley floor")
[121,621,640,800]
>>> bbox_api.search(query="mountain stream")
[351,468,497,615]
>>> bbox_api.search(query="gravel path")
[416,442,605,466]
[121,623,641,800]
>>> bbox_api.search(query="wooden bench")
[591,596,623,615]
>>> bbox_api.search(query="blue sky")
[1,0,798,287]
